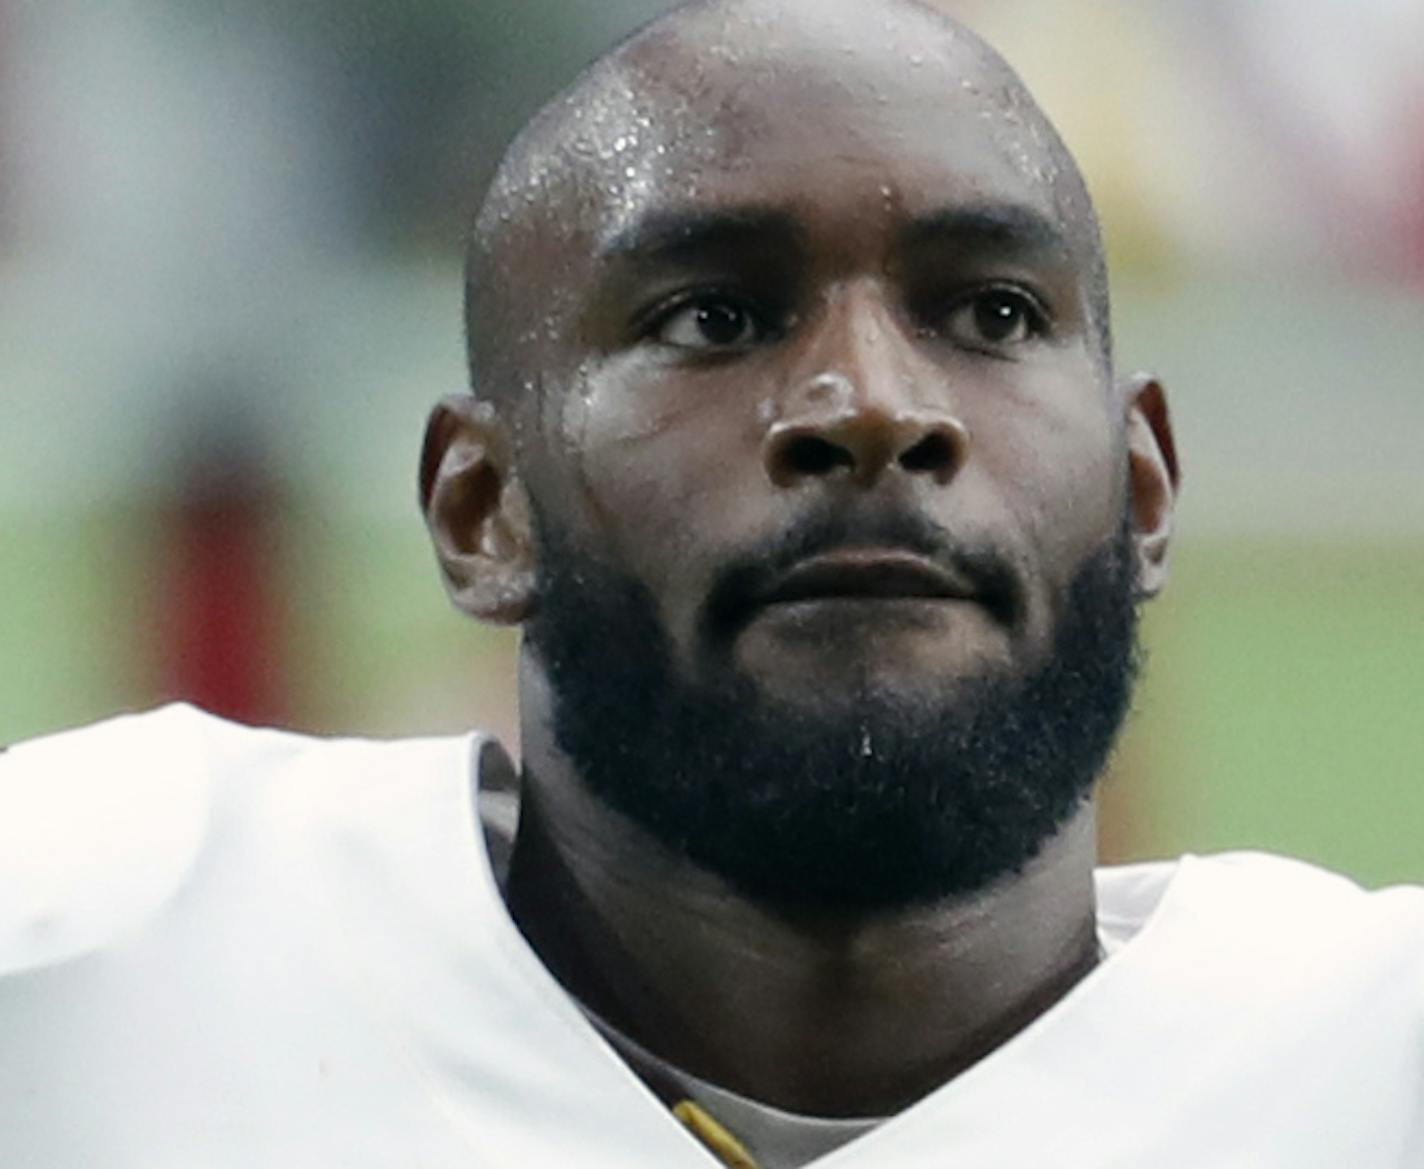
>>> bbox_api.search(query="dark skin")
[422,0,1179,1119]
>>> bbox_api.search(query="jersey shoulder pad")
[0,705,218,976]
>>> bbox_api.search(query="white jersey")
[2,705,1422,1168]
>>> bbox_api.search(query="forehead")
[498,7,1076,242]
[589,28,1065,239]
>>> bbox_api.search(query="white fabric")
[2,704,1422,1168]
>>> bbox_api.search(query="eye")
[941,286,1049,350]
[649,295,770,353]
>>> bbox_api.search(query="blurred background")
[2,0,1421,884]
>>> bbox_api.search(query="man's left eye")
[652,297,766,351]
[942,287,1048,349]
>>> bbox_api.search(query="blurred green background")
[2,0,1421,885]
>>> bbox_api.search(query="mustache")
[700,505,1024,638]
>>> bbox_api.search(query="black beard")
[527,511,1140,914]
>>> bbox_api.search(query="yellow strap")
[673,1100,762,1169]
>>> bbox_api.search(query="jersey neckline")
[448,731,1194,1168]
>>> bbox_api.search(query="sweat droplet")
[859,727,873,758]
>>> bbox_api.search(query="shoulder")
[1102,850,1424,997]
[0,705,483,977]
[1102,849,1424,923]
[1197,851,1424,979]
[1,705,217,976]
[1175,849,1424,929]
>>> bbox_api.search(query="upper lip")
[757,550,978,607]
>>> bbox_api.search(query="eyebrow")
[899,202,1071,258]
[598,205,805,264]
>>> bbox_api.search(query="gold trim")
[673,1099,762,1169]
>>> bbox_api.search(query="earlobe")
[1120,374,1181,600]
[420,394,537,624]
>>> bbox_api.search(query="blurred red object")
[157,406,287,727]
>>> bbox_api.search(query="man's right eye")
[649,296,769,352]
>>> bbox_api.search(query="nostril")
[899,431,957,475]
[783,434,855,477]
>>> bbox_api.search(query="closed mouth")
[756,550,979,608]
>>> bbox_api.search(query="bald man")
[3,3,1422,1167]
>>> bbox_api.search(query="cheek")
[957,363,1121,601]
[559,361,767,599]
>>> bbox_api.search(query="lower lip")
[757,595,975,616]
[766,589,971,602]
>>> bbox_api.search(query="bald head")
[464,0,1111,410]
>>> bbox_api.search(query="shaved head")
[464,0,1112,419]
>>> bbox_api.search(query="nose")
[763,302,969,489]
[764,390,967,488]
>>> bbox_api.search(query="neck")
[505,681,1100,1117]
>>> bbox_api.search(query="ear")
[419,394,536,624]
[1120,374,1180,600]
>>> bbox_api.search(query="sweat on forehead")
[464,0,1111,400]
